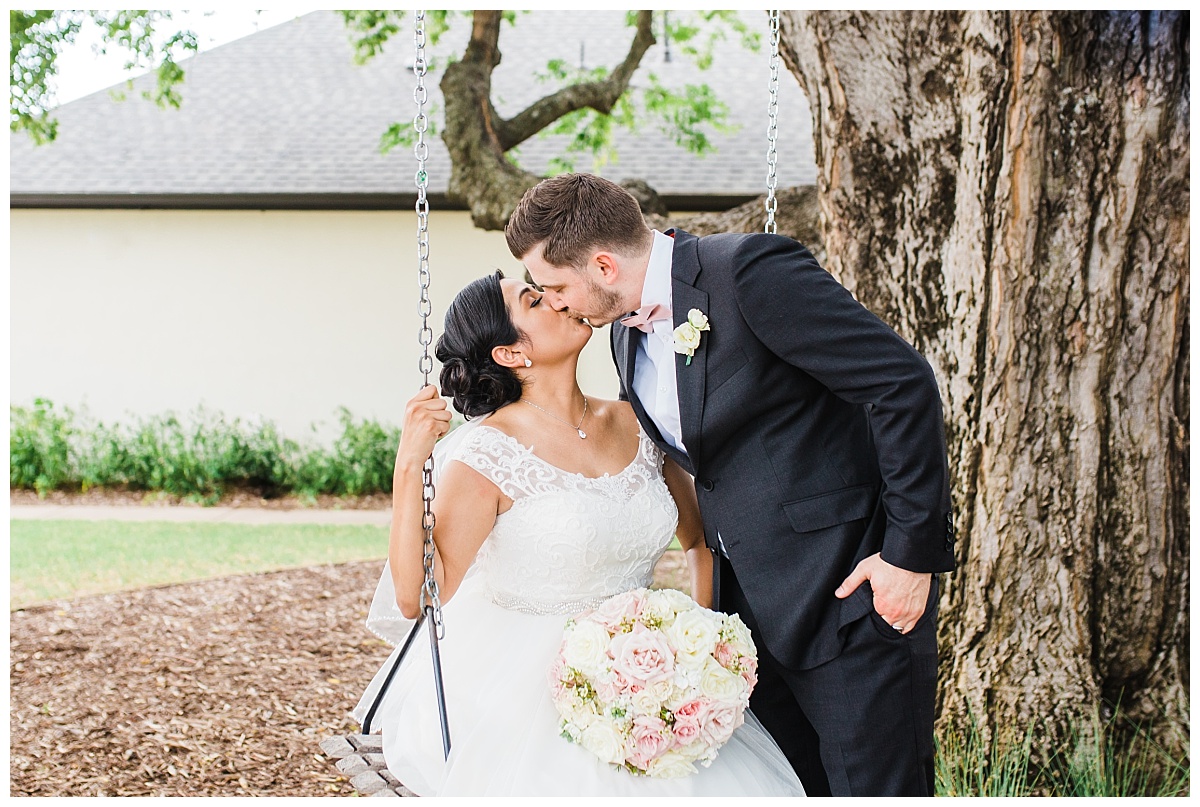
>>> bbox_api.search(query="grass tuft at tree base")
[936,704,1190,797]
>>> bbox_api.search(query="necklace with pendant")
[522,395,589,439]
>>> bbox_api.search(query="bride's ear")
[492,344,527,370]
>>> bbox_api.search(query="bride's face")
[500,278,592,362]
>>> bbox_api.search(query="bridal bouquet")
[547,587,758,778]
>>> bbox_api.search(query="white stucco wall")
[10,208,624,441]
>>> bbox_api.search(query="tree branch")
[463,10,502,67]
[495,10,656,151]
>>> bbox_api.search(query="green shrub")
[10,399,76,494]
[9,399,404,501]
[288,408,402,498]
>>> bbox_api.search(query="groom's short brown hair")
[505,173,652,269]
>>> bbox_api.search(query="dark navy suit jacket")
[611,230,955,670]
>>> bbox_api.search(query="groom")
[506,174,955,797]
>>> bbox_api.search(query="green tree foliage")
[342,9,756,170]
[10,9,197,143]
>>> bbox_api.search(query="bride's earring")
[524,358,532,367]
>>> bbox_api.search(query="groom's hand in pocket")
[834,553,931,635]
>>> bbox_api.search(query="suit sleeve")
[730,234,953,573]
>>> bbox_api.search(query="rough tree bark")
[440,10,656,230]
[779,10,1189,759]
[662,185,825,265]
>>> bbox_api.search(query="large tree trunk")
[779,10,1189,761]
[662,185,825,265]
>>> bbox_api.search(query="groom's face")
[521,245,627,327]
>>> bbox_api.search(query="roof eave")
[9,191,759,213]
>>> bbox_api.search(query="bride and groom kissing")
[353,173,955,796]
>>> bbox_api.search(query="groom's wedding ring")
[892,623,904,631]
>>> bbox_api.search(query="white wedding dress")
[352,420,804,796]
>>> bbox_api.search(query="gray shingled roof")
[10,10,814,208]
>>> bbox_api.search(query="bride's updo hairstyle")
[436,271,525,418]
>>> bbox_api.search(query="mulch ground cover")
[10,554,688,796]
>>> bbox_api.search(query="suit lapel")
[613,318,668,450]
[669,230,708,464]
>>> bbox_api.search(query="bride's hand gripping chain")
[389,385,498,619]
[396,384,453,473]
[390,384,452,618]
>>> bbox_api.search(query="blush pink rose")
[596,668,637,702]
[699,700,743,746]
[610,629,676,686]
[714,642,736,668]
[740,656,759,690]
[672,699,708,744]
[593,591,644,630]
[547,655,567,698]
[628,715,671,768]
[595,676,620,703]
[672,716,702,744]
[674,698,707,720]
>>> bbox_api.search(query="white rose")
[567,699,600,730]
[674,649,709,674]
[562,621,612,675]
[655,587,696,612]
[630,686,662,716]
[646,749,699,779]
[669,608,722,657]
[649,678,678,704]
[699,656,748,703]
[672,322,701,353]
[625,681,677,718]
[687,309,710,330]
[639,590,678,627]
[580,722,627,766]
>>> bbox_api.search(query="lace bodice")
[447,424,679,615]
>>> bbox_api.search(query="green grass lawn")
[10,520,388,610]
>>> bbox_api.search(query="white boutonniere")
[672,309,711,366]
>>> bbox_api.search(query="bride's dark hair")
[436,270,526,418]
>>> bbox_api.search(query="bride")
[353,271,803,796]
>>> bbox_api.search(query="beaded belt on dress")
[489,590,612,616]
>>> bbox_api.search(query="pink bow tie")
[620,303,672,334]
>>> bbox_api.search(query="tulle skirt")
[354,574,805,797]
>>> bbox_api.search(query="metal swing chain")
[764,9,781,235]
[412,11,444,641]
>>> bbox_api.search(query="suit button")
[700,478,715,492]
